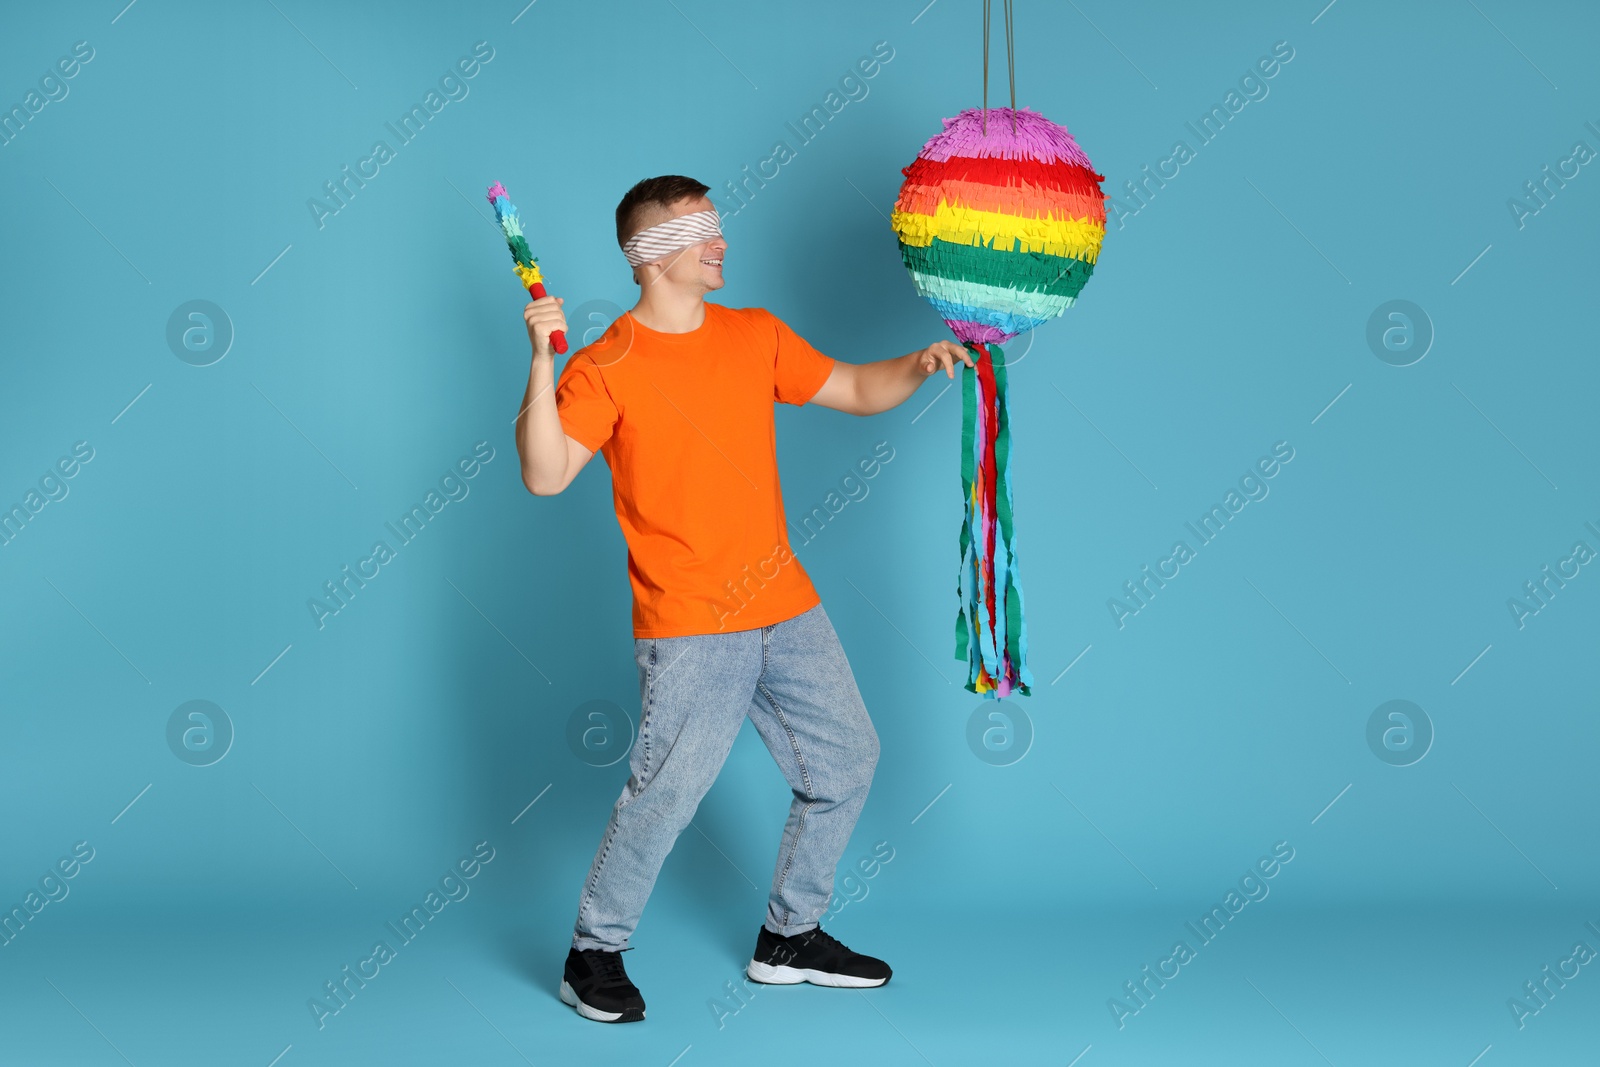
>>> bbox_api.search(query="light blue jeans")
[571,602,880,952]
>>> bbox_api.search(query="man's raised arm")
[515,294,592,496]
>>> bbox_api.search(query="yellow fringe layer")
[892,202,1105,262]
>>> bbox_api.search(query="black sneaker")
[745,925,891,988]
[560,947,646,1023]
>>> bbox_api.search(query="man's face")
[635,195,726,292]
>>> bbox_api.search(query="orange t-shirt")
[553,302,837,638]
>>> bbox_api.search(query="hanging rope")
[1005,0,1016,133]
[980,0,1017,136]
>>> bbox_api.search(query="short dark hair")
[615,175,711,247]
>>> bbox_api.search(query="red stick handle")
[527,281,568,354]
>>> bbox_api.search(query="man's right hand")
[524,295,567,359]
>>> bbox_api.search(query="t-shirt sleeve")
[553,353,619,452]
[763,309,836,406]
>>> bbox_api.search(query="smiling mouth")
[701,257,723,268]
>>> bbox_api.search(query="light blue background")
[1,0,1596,1063]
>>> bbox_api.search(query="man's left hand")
[915,340,977,379]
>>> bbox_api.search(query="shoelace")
[586,950,632,988]
[794,927,851,958]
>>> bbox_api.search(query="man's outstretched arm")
[808,341,975,416]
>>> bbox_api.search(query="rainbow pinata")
[890,106,1107,700]
[891,106,1106,344]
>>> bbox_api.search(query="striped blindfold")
[622,209,723,268]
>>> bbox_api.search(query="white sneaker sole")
[560,979,643,1022]
[745,959,887,988]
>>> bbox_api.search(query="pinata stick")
[485,181,567,355]
[522,278,564,354]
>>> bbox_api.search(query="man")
[515,175,972,1024]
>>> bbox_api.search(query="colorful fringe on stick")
[486,181,566,354]
[890,106,1108,698]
